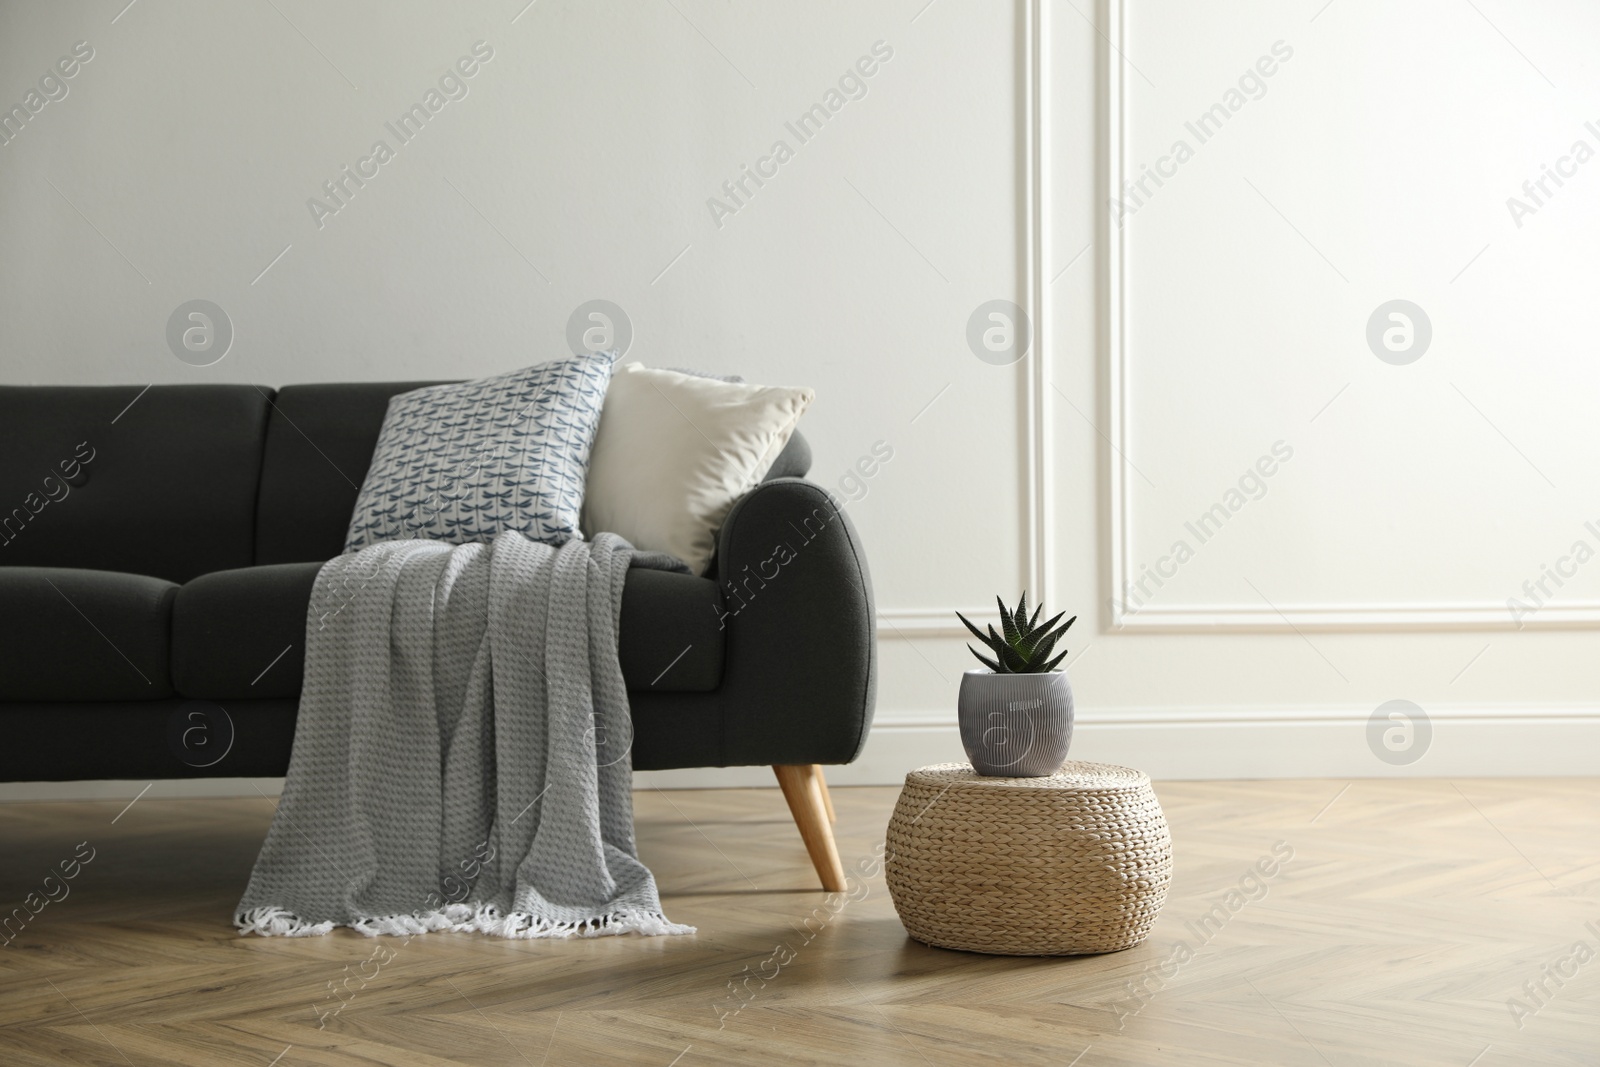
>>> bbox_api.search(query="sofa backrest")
[255,381,814,566]
[0,385,272,583]
[1,380,816,579]
[254,382,444,565]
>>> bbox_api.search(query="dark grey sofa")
[0,382,875,888]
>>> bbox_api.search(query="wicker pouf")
[884,761,1172,955]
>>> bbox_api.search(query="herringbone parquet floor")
[1,778,1596,1066]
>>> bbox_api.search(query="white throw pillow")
[581,363,814,574]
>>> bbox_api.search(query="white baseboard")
[3,709,1594,801]
[0,777,288,804]
[639,706,1600,787]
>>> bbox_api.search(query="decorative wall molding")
[1025,0,1053,608]
[878,0,1050,641]
[876,607,990,638]
[1110,601,1600,632]
[1098,0,1596,633]
[1104,0,1138,632]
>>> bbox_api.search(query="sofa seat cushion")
[172,562,323,700]
[168,560,727,700]
[0,568,177,700]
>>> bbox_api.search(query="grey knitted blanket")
[235,531,693,940]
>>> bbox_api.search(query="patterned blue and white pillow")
[344,356,614,551]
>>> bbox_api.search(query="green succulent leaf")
[1037,616,1077,656]
[955,598,1076,673]
[996,596,1021,650]
[1018,611,1066,657]
[956,611,990,646]
[1033,610,1066,639]
[967,644,1003,673]
[1029,630,1063,666]
[991,627,1028,673]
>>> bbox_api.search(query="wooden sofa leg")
[773,764,847,892]
[817,774,837,824]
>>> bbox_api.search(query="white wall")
[1060,0,1600,783]
[0,0,1594,798]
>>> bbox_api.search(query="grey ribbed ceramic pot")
[957,669,1073,777]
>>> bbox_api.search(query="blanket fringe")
[235,906,336,937]
[236,903,693,939]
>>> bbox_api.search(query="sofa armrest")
[709,477,876,766]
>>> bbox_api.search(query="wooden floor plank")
[0,778,1596,1065]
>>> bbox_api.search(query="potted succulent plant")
[955,595,1076,777]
